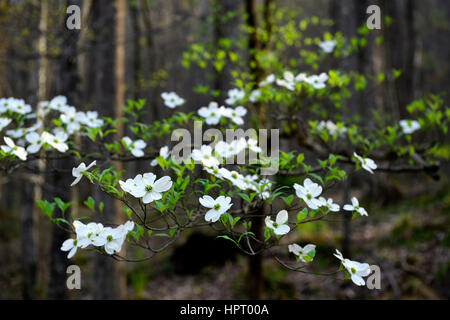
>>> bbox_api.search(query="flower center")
[107,235,113,242]
[54,139,59,143]
[306,193,312,200]
[351,267,356,274]
[145,185,153,192]
[273,222,279,228]
[214,203,221,210]
[231,173,238,179]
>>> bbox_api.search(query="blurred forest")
[0,0,449,300]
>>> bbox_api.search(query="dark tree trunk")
[87,0,120,299]
[21,182,37,299]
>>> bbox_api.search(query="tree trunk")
[114,0,127,299]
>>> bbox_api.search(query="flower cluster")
[399,119,420,134]
[61,220,135,258]
[294,178,366,215]
[0,95,105,161]
[120,172,173,204]
[275,71,329,90]
[198,101,247,126]
[317,120,347,136]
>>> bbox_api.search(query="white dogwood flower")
[293,178,323,209]
[222,169,248,190]
[48,95,68,111]
[288,243,316,262]
[276,71,296,90]
[259,74,275,87]
[353,152,377,174]
[225,88,245,105]
[223,106,247,125]
[199,195,233,223]
[71,160,97,186]
[318,40,337,53]
[161,92,185,109]
[191,145,220,167]
[122,136,146,157]
[1,136,27,160]
[334,249,371,286]
[399,119,420,134]
[249,89,262,103]
[318,197,340,212]
[42,131,69,153]
[198,101,223,125]
[25,132,44,154]
[124,173,173,204]
[247,138,262,153]
[343,197,368,216]
[0,117,11,131]
[151,146,170,166]
[265,210,290,236]
[60,106,85,134]
[84,111,104,128]
[61,238,78,259]
[306,73,328,89]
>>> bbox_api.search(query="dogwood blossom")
[265,210,290,236]
[276,71,296,90]
[198,102,223,125]
[343,197,368,216]
[60,106,85,134]
[317,120,347,136]
[223,106,247,125]
[199,195,233,222]
[259,74,275,87]
[399,119,420,134]
[121,172,173,204]
[71,160,97,186]
[288,243,316,262]
[0,117,11,131]
[319,197,340,212]
[221,169,248,190]
[191,145,219,167]
[61,220,135,258]
[25,132,44,154]
[293,178,323,209]
[318,40,337,53]
[151,146,170,166]
[334,249,371,286]
[48,95,69,111]
[1,137,27,160]
[353,152,377,174]
[247,138,262,153]
[249,89,262,102]
[42,131,69,153]
[161,92,185,109]
[305,73,328,89]
[225,88,245,105]
[122,136,146,157]
[84,111,104,128]
[61,238,79,259]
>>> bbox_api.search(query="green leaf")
[37,200,56,219]
[83,196,95,212]
[297,208,308,222]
